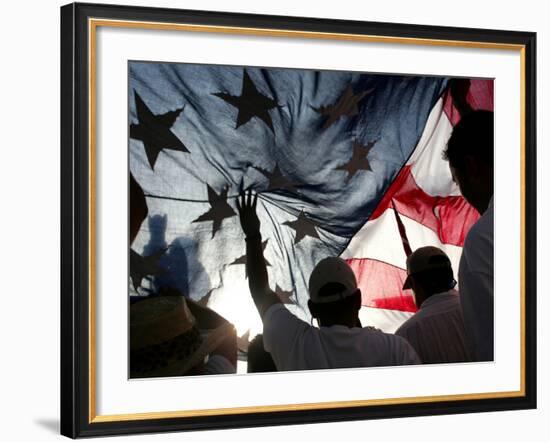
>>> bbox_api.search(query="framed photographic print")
[60,2,537,438]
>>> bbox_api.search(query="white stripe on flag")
[342,208,463,276]
[407,97,459,197]
[342,95,463,333]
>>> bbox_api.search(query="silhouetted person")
[143,214,168,255]
[395,246,471,364]
[236,191,420,371]
[247,334,277,373]
[444,110,494,361]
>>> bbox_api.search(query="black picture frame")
[61,2,537,438]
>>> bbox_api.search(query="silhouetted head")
[402,246,456,308]
[247,334,277,373]
[444,110,494,214]
[307,257,362,328]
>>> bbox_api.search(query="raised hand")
[236,190,280,318]
[236,190,260,238]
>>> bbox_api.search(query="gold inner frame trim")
[88,18,527,423]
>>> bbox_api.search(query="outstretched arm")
[236,191,281,319]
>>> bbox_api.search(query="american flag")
[128,61,492,350]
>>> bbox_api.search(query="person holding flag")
[236,190,420,371]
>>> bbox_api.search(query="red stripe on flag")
[346,258,418,313]
[342,80,493,325]
[370,166,479,246]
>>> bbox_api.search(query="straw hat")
[130,295,233,378]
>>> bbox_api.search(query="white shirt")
[458,196,494,361]
[263,304,420,371]
[395,289,471,364]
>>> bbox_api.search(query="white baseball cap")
[308,257,358,304]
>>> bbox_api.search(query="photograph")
[58,2,536,437]
[0,0,545,440]
[128,62,494,378]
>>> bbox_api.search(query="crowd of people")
[129,110,494,378]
